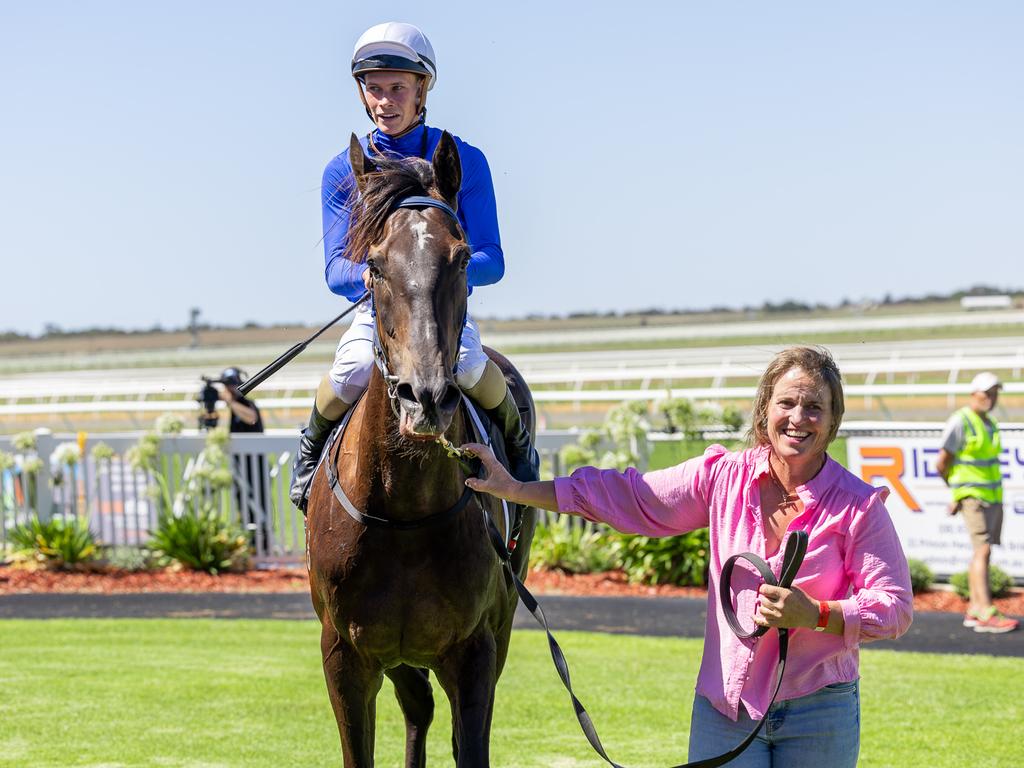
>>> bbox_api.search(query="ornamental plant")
[147,426,248,573]
[90,442,116,462]
[604,528,711,587]
[8,515,98,569]
[12,431,37,452]
[529,515,616,575]
[906,559,934,594]
[950,565,1013,600]
[147,510,249,574]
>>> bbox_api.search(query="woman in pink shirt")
[464,346,912,767]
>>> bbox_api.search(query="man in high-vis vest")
[936,372,1018,633]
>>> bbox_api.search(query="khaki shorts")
[956,497,1003,547]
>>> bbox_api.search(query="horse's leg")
[385,665,434,768]
[320,620,383,767]
[435,632,498,768]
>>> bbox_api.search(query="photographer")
[216,368,270,552]
[216,368,263,434]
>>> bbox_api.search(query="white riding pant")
[327,302,489,405]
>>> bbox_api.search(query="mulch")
[2,564,1022,617]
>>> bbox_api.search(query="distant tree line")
[4,284,1021,340]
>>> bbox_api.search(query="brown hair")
[343,154,435,265]
[747,346,845,447]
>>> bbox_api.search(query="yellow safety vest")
[948,407,1002,503]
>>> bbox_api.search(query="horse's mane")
[344,155,436,264]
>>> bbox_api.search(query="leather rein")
[325,194,811,767]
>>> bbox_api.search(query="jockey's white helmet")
[351,22,437,91]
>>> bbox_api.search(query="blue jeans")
[688,680,860,768]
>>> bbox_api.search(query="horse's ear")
[349,134,373,193]
[431,131,462,207]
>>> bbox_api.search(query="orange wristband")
[814,600,830,632]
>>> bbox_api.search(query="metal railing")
[0,429,577,563]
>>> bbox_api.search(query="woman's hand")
[461,442,522,502]
[754,584,820,630]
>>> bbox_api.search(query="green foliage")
[90,442,116,462]
[529,515,616,574]
[721,405,745,432]
[604,528,710,586]
[102,546,155,571]
[154,413,186,435]
[148,510,250,574]
[12,431,37,451]
[8,515,98,568]
[949,564,1013,600]
[20,455,43,474]
[0,450,15,471]
[906,559,934,594]
[658,397,746,438]
[559,402,651,474]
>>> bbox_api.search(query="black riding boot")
[486,390,540,484]
[289,404,343,512]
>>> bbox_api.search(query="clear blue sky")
[2,2,1022,335]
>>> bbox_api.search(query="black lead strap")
[478,499,809,768]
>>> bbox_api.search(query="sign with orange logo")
[848,437,1024,578]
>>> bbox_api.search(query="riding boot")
[289,404,344,512]
[486,389,540,484]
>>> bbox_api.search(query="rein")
[480,508,809,768]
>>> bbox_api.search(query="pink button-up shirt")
[553,444,913,721]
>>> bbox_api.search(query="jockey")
[290,21,539,510]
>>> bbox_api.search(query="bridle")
[368,194,467,425]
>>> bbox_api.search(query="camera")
[197,376,222,430]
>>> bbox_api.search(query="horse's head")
[348,132,469,440]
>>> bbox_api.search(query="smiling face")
[360,70,423,135]
[766,367,834,469]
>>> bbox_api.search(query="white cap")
[970,372,1002,393]
[352,22,437,90]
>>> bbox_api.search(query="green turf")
[0,620,1020,767]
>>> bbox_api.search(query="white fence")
[3,340,1023,419]
[4,424,1022,575]
[0,429,580,563]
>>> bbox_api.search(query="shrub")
[8,515,98,568]
[907,559,934,594]
[102,546,155,571]
[148,510,250,574]
[605,528,710,587]
[529,516,616,574]
[949,565,1013,600]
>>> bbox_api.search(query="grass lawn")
[0,620,1020,767]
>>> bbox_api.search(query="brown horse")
[305,132,537,767]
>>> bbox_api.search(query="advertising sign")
[847,436,1024,579]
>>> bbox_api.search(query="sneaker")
[973,609,1019,634]
[962,610,980,628]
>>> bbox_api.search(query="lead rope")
[469,482,808,768]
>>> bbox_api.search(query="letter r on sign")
[859,446,922,512]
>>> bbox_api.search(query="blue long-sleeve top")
[322,123,505,302]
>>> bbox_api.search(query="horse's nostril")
[396,382,417,405]
[439,384,460,412]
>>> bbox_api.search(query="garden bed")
[1,564,1021,616]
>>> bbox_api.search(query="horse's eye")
[367,258,381,279]
[458,250,471,271]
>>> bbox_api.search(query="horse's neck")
[348,371,466,517]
